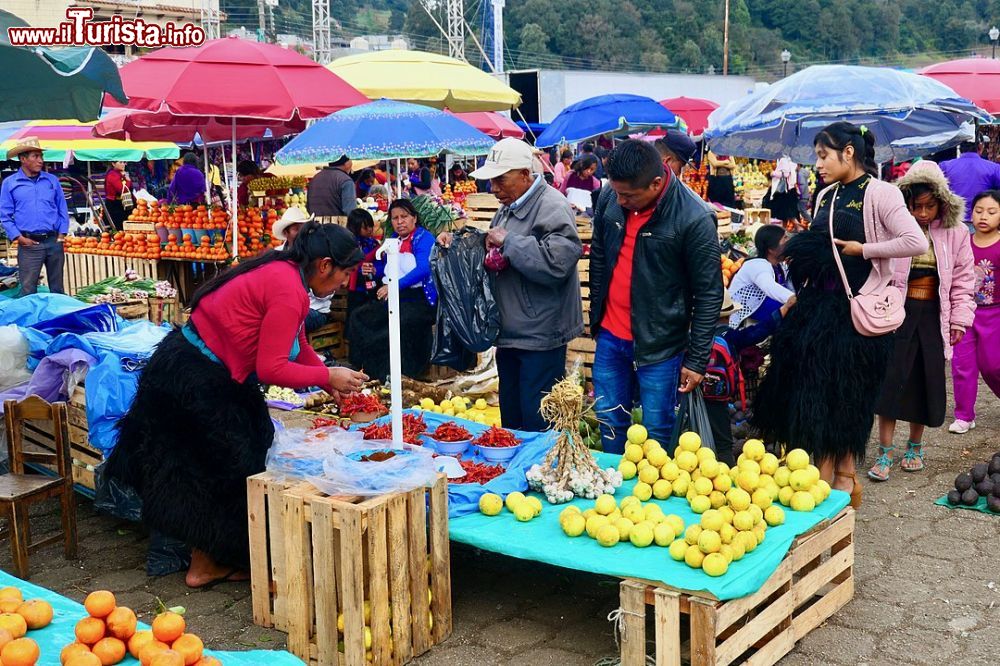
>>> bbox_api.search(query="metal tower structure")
[312,0,332,63]
[200,0,221,40]
[491,0,504,73]
[446,0,465,60]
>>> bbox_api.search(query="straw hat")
[6,137,42,160]
[720,289,742,317]
[272,206,312,240]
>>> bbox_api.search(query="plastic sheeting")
[449,451,851,601]
[0,325,30,391]
[0,568,304,666]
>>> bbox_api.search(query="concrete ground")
[5,380,999,666]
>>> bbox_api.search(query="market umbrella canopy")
[705,64,989,163]
[0,9,127,122]
[448,110,524,139]
[534,94,677,148]
[93,108,305,144]
[660,96,719,138]
[106,35,369,121]
[275,99,495,164]
[328,50,521,113]
[920,57,1000,116]
[0,117,178,161]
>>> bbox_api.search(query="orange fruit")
[75,617,106,646]
[0,614,27,638]
[0,629,13,651]
[0,637,39,666]
[151,613,184,644]
[170,635,203,666]
[84,591,116,619]
[0,589,22,603]
[193,658,221,666]
[105,608,136,641]
[127,631,155,659]
[138,641,169,666]
[0,601,20,614]
[149,650,184,666]
[92,638,126,666]
[65,652,102,666]
[61,643,92,666]
[16,600,53,630]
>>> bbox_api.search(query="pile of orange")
[0,586,52,666]
[61,593,220,666]
[721,254,745,288]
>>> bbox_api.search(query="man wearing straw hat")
[0,137,69,295]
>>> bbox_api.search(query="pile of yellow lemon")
[558,493,686,549]
[478,491,543,522]
[413,396,501,426]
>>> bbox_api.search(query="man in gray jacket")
[442,138,583,430]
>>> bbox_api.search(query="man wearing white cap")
[0,137,70,295]
[440,138,583,431]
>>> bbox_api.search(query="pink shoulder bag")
[826,186,905,337]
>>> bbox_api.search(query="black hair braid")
[859,129,878,177]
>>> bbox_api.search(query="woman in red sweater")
[106,222,368,587]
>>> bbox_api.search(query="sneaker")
[948,419,976,434]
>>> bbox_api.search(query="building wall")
[528,69,757,123]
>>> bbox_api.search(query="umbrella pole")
[203,142,211,204]
[231,118,239,260]
[396,158,402,198]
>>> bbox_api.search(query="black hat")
[662,129,697,164]
[329,154,351,167]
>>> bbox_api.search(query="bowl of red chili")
[473,426,522,463]
[426,421,473,456]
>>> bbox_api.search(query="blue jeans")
[592,330,683,454]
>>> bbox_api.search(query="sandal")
[867,445,894,482]
[836,472,863,509]
[901,442,925,472]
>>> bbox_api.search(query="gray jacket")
[492,178,584,350]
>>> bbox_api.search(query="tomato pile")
[361,413,427,445]
[338,392,386,417]
[473,426,522,448]
[429,421,472,442]
[450,460,506,484]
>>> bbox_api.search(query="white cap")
[470,138,536,179]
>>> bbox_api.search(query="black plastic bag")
[430,228,500,360]
[146,531,191,577]
[430,312,476,371]
[670,388,717,451]
[93,460,142,522]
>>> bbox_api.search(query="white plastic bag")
[307,439,441,497]
[0,326,31,392]
[265,425,367,481]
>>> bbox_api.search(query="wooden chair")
[1,396,78,578]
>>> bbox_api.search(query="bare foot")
[185,549,242,588]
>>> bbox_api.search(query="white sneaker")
[948,419,976,434]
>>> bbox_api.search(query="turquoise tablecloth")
[0,570,304,666]
[449,452,850,600]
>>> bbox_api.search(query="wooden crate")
[462,193,500,230]
[247,472,452,666]
[148,296,181,326]
[18,387,103,491]
[618,507,855,666]
[307,322,347,361]
[64,254,159,297]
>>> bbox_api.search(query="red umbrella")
[447,110,524,139]
[105,36,368,120]
[920,58,1000,115]
[659,96,719,137]
[94,109,305,143]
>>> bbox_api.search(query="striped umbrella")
[0,117,179,162]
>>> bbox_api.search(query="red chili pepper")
[339,392,386,417]
[311,416,342,430]
[450,459,506,484]
[361,413,427,446]
[473,426,521,448]
[430,421,472,442]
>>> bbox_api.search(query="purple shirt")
[939,153,1000,221]
[167,164,206,205]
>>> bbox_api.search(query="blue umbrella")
[704,64,990,163]
[275,99,495,164]
[534,94,677,148]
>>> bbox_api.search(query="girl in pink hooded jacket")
[870,160,976,481]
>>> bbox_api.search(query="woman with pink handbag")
[750,121,928,508]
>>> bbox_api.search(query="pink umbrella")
[94,109,305,143]
[100,36,369,256]
[659,96,719,137]
[447,110,524,139]
[920,58,1000,115]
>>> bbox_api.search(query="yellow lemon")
[678,431,702,452]
[419,398,435,409]
[748,504,764,525]
[596,524,620,547]
[475,398,488,410]
[624,444,644,463]
[639,465,660,485]
[586,514,610,538]
[513,503,534,521]
[697,529,722,554]
[699,458,720,479]
[653,523,675,547]
[764,505,785,526]
[693,477,714,496]
[664,514,685,538]
[684,544,705,568]
[647,447,668,468]
[759,452,779,476]
[785,448,810,471]
[623,505,645,523]
[752,488,773,510]
[737,470,760,493]
[702,552,728,577]
[804,464,821,487]
[671,475,689,497]
[595,494,617,515]
[695,447,717,464]
[730,536,746,561]
[630,523,655,548]
[652,479,673,500]
[690,495,711,514]
[614,518,634,541]
[505,492,525,512]
[633,482,653,501]
[720,522,736,545]
[778,485,795,506]
[773,466,791,488]
[668,539,688,561]
[684,524,703,545]
[660,461,680,481]
[700,509,724,532]
[582,508,597,520]
[713,473,732,493]
[562,513,586,537]
[742,439,766,461]
[727,488,751,511]
[676,450,699,473]
[618,459,638,480]
[733,510,754,531]
[816,479,832,500]
[790,491,816,512]
[809,484,826,505]
[478,493,503,516]
[718,506,735,525]
[709,491,727,509]
[738,458,762,476]
[719,543,734,564]
[525,496,543,516]
[626,424,648,446]
[619,495,640,509]
[789,469,812,491]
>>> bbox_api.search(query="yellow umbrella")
[265,159,377,178]
[327,50,521,113]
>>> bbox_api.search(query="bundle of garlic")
[526,374,622,504]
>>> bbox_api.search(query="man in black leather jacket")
[589,140,723,453]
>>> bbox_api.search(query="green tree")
[517,23,551,68]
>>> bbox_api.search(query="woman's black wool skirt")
[875,298,946,427]
[750,289,893,462]
[104,329,273,569]
[347,288,435,381]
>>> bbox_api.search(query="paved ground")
[4,378,999,666]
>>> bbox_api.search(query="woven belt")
[907,276,939,301]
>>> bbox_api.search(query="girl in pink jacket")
[751,122,928,508]
[870,161,976,481]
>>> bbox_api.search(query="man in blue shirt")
[940,139,1000,225]
[0,138,69,295]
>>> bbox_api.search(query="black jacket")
[589,177,723,374]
